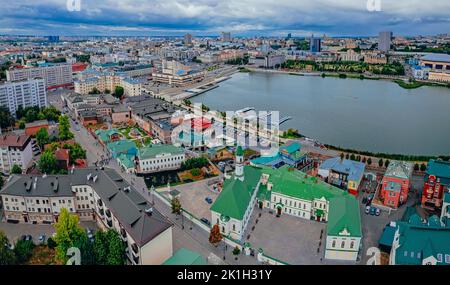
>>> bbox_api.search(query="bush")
[14,240,35,264]
[190,168,202,177]
[47,237,56,249]
[232,246,241,256]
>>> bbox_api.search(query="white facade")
[325,233,361,261]
[0,78,47,115]
[0,136,33,174]
[6,63,73,88]
[137,152,185,174]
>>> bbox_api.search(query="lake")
[192,72,450,156]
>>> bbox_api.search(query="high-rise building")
[287,33,292,40]
[378,31,393,52]
[183,33,192,46]
[310,35,321,53]
[47,36,60,42]
[0,78,47,116]
[6,63,73,90]
[221,32,232,42]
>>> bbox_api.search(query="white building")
[6,63,73,89]
[0,167,174,265]
[134,144,185,174]
[0,78,47,116]
[0,133,33,174]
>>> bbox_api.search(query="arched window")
[341,241,345,248]
[232,224,236,231]
[350,241,354,249]
[332,241,336,248]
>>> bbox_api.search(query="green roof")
[107,140,137,154]
[426,160,450,181]
[163,248,206,265]
[117,154,135,169]
[210,165,262,220]
[327,196,362,237]
[394,218,450,265]
[95,128,120,143]
[262,166,346,201]
[236,146,244,156]
[137,144,184,160]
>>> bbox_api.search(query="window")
[437,253,443,262]
[341,241,345,248]
[332,240,336,248]
[350,241,354,249]
[445,254,450,263]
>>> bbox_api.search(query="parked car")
[375,208,381,216]
[21,235,33,241]
[362,197,368,204]
[205,197,213,204]
[200,218,211,226]
[38,235,46,244]
[365,206,371,215]
[370,207,377,216]
[86,228,94,241]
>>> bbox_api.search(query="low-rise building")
[421,160,450,210]
[389,214,450,265]
[135,144,185,174]
[380,161,413,209]
[0,168,173,265]
[318,157,366,196]
[0,133,33,174]
[25,120,49,137]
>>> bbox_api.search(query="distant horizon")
[2,1,450,38]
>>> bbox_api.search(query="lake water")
[192,72,450,156]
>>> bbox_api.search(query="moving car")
[205,197,213,204]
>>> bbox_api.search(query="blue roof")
[421,53,450,63]
[319,157,365,182]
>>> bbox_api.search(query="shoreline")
[245,67,450,90]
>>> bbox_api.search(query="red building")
[72,63,88,73]
[421,160,450,211]
[24,120,49,137]
[380,161,413,209]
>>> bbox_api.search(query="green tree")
[420,164,427,172]
[171,197,182,215]
[19,120,26,129]
[414,163,419,171]
[0,231,16,265]
[36,127,49,147]
[13,239,35,264]
[384,160,390,168]
[47,237,57,249]
[340,153,345,160]
[11,164,22,174]
[38,151,58,174]
[53,208,84,263]
[0,176,3,189]
[72,231,94,265]
[106,230,125,265]
[350,154,356,161]
[367,158,372,166]
[378,159,384,168]
[24,108,38,123]
[93,231,108,265]
[58,115,74,141]
[114,86,124,98]
[42,106,61,122]
[0,106,15,129]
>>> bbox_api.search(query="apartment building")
[152,59,205,87]
[0,78,47,116]
[0,133,33,174]
[6,63,73,89]
[74,74,143,97]
[0,167,173,265]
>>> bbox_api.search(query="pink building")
[381,161,413,209]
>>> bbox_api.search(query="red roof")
[0,133,30,148]
[72,63,88,72]
[54,148,70,162]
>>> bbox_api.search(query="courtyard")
[160,178,221,222]
[243,207,327,265]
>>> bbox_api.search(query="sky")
[1,0,450,37]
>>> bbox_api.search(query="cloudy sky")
[1,0,450,37]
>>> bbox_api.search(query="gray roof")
[421,53,450,63]
[0,167,172,246]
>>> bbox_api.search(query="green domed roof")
[236,146,244,156]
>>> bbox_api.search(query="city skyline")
[1,0,450,37]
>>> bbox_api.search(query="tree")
[114,86,124,99]
[11,164,22,174]
[0,231,16,265]
[350,154,356,161]
[378,159,384,168]
[0,106,15,129]
[18,120,26,129]
[47,237,57,249]
[58,115,74,141]
[53,208,84,263]
[93,231,108,265]
[63,143,87,164]
[209,224,222,246]
[414,163,419,171]
[106,230,126,265]
[190,168,202,177]
[72,231,94,265]
[171,197,182,215]
[0,176,3,189]
[38,151,58,174]
[340,153,345,160]
[232,246,241,256]
[14,239,35,264]
[42,106,61,122]
[36,127,49,148]
[367,157,372,166]
[104,89,111,94]
[384,160,390,168]
[420,163,427,172]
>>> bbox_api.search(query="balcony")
[120,228,127,240]
[131,243,139,256]
[106,219,113,228]
[105,209,112,220]
[132,255,139,265]
[97,199,103,207]
[98,208,104,216]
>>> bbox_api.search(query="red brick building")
[422,160,450,211]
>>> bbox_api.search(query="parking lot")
[160,178,220,222]
[0,220,98,244]
[244,208,327,265]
